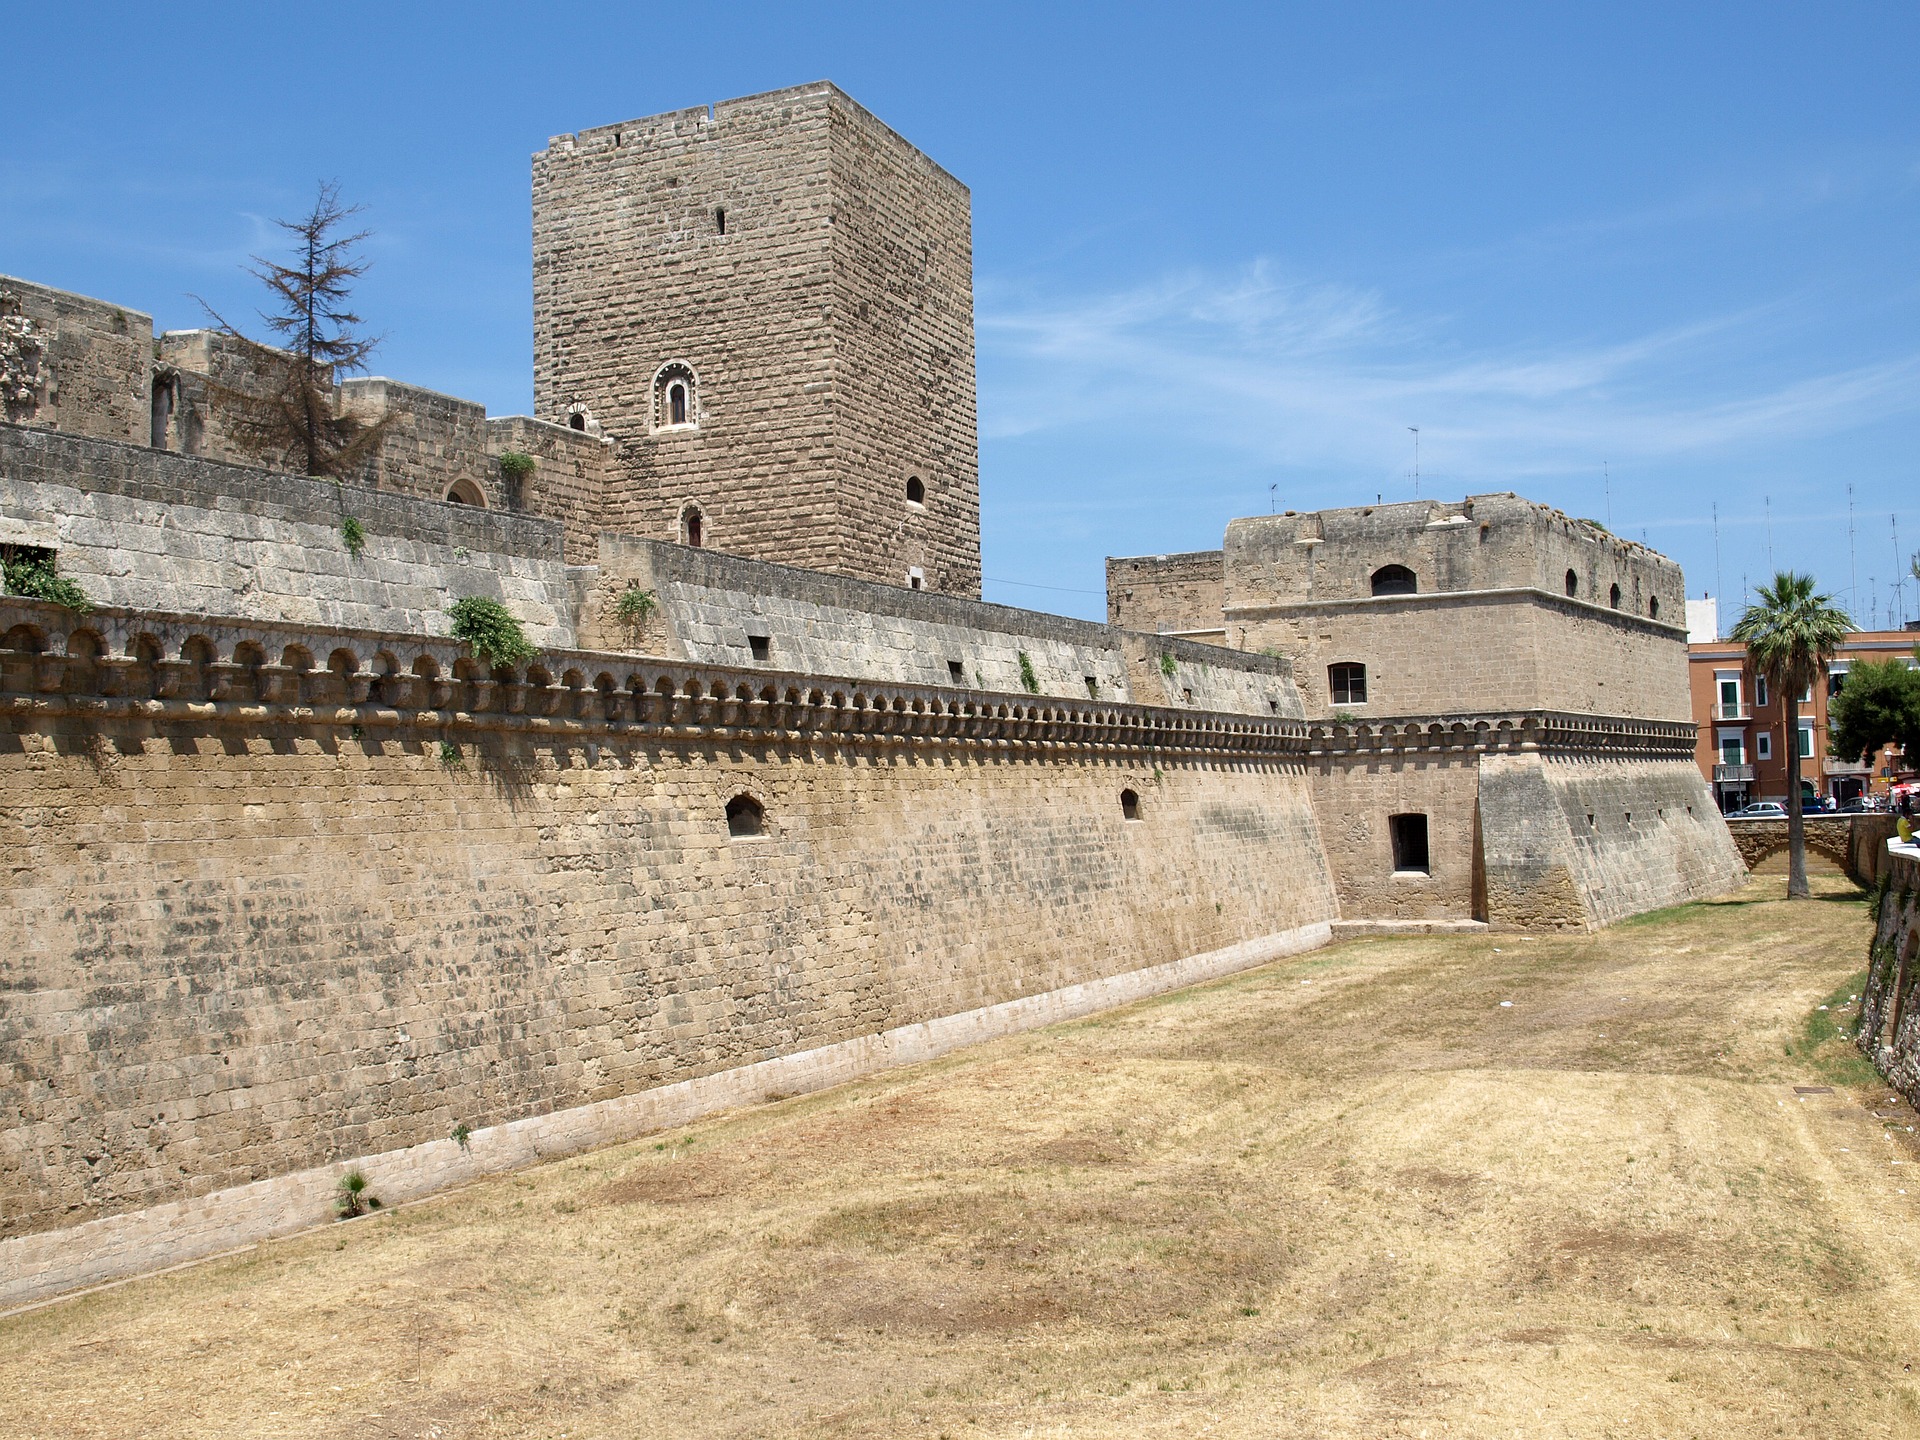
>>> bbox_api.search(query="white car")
[1730,802,1789,819]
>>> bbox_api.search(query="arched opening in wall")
[568,413,586,431]
[715,206,727,235]
[726,793,764,838]
[445,479,486,507]
[1370,564,1417,597]
[1610,583,1622,610]
[1120,788,1142,821]
[681,505,705,548]
[906,475,926,505]
[1649,596,1661,620]
[1389,813,1431,875]
[1565,569,1579,597]
[1329,661,1367,706]
[653,362,699,432]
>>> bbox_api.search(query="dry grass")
[7,860,1920,1438]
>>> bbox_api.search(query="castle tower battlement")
[533,82,980,596]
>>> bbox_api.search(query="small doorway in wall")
[1389,813,1431,874]
[681,505,705,548]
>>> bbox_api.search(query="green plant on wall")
[449,596,537,668]
[614,586,657,629]
[334,1169,381,1219]
[496,450,536,482]
[438,740,464,768]
[1159,651,1177,678]
[1,548,91,612]
[1017,650,1039,693]
[340,514,366,557]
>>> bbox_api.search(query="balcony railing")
[1823,756,1869,776]
[1714,703,1750,721]
[1713,763,1755,783]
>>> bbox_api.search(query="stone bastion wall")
[0,592,1338,1305]
[1860,841,1920,1105]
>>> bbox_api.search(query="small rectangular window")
[1756,731,1772,761]
[1797,723,1815,758]
[1329,662,1367,706]
[1084,676,1099,698]
[1389,813,1430,875]
[1754,675,1769,708]
[748,635,771,663]
[948,660,965,684]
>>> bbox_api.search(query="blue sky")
[7,3,1918,626]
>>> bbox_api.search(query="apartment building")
[1688,625,1920,810]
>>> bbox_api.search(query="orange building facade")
[1688,627,1919,812]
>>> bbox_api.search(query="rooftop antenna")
[1269,482,1276,514]
[1604,461,1611,527]
[1896,514,1905,628]
[1408,427,1420,499]
[1712,501,1723,628]
[1848,484,1857,611]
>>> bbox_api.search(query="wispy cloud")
[977,260,1920,481]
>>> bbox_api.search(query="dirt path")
[5,866,1918,1439]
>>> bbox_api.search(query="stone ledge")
[1331,919,1491,940]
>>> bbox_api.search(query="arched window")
[1369,564,1417,597]
[1609,583,1622,610]
[1120,788,1142,821]
[681,505,705,548]
[1564,569,1578,598]
[1329,662,1367,706]
[906,475,926,505]
[726,793,764,838]
[1648,596,1660,620]
[653,362,699,432]
[568,413,586,432]
[445,479,486,507]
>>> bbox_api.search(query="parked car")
[1836,798,1879,814]
[1729,802,1789,819]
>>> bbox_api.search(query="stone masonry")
[533,83,980,596]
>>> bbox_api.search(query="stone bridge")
[1725,814,1898,886]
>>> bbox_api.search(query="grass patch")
[1795,970,1879,1089]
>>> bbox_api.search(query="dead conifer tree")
[201,181,391,478]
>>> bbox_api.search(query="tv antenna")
[1712,501,1723,623]
[1603,461,1611,527]
[1848,484,1857,611]
[1269,481,1276,514]
[1408,427,1420,499]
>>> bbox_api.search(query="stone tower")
[533,82,980,597]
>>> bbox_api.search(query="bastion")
[0,82,1742,1307]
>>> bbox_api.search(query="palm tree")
[1731,572,1853,898]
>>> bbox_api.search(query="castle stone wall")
[532,83,979,595]
[1,276,151,445]
[582,534,1301,714]
[1238,589,1692,722]
[0,614,1336,1298]
[0,427,576,645]
[485,416,613,565]
[1478,753,1744,929]
[1106,550,1225,635]
[338,377,494,506]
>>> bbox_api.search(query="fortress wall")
[1477,753,1744,929]
[827,91,980,597]
[0,668,1336,1302]
[1237,591,1691,721]
[485,416,613,565]
[0,276,151,445]
[1308,752,1485,923]
[1859,844,1920,1105]
[338,378,494,506]
[1106,551,1226,635]
[0,427,577,645]
[582,534,1301,715]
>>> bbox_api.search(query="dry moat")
[4,858,1915,1440]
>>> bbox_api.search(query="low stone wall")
[584,534,1302,716]
[1860,843,1920,1104]
[1725,813,1897,885]
[1,425,578,646]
